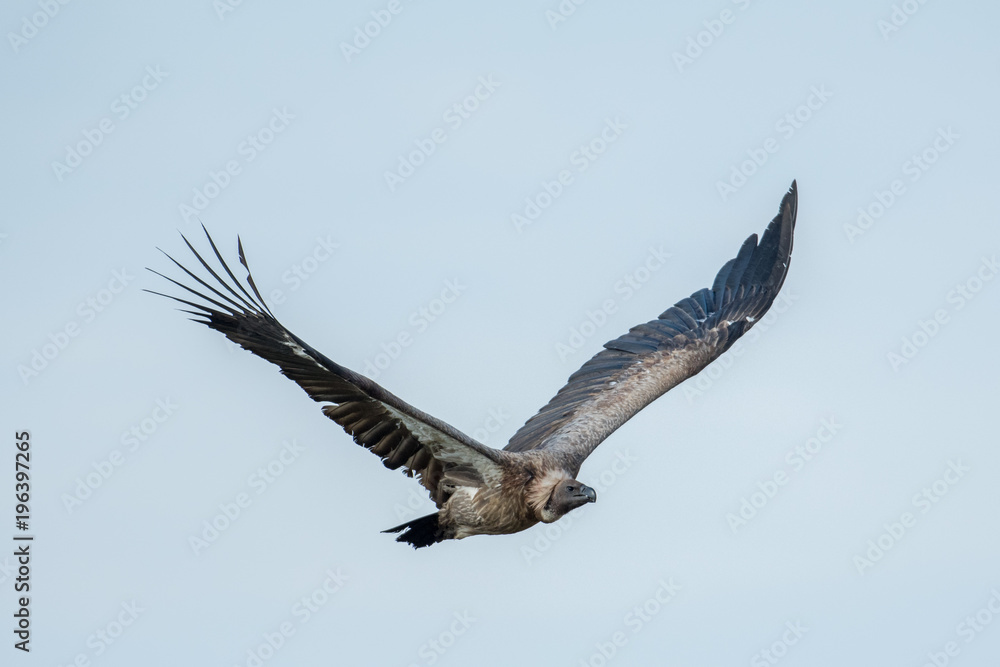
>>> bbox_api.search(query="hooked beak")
[581,485,597,503]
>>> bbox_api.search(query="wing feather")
[504,181,798,466]
[147,226,507,506]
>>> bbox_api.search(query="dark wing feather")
[504,181,797,468]
[147,226,506,506]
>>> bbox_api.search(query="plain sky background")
[3,1,1000,665]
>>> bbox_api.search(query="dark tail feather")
[382,513,444,549]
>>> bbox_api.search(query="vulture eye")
[566,485,575,492]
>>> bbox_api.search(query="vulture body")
[149,182,797,548]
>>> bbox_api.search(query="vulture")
[148,181,797,548]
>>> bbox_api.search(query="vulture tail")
[382,513,444,549]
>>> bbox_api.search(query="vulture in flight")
[149,182,797,548]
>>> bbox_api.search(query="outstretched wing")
[504,181,798,469]
[146,227,507,506]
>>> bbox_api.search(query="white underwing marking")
[747,316,756,322]
[283,339,326,369]
[380,405,500,483]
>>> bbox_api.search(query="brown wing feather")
[504,181,797,467]
[146,226,506,506]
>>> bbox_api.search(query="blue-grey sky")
[3,1,999,665]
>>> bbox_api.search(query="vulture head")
[539,479,597,523]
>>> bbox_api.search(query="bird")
[147,181,797,548]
